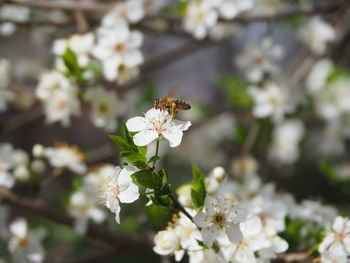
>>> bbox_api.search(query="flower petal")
[226,224,242,243]
[193,212,211,228]
[119,182,139,203]
[162,128,183,148]
[201,226,220,247]
[126,116,146,132]
[133,129,158,146]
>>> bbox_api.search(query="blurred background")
[1,0,350,262]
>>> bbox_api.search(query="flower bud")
[13,165,30,181]
[153,229,181,256]
[12,150,29,166]
[211,166,226,181]
[32,144,45,158]
[31,159,46,174]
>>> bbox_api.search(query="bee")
[154,87,191,118]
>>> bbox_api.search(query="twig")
[0,18,71,26]
[241,119,260,156]
[4,0,348,24]
[232,2,349,23]
[3,0,109,12]
[0,104,43,138]
[275,252,314,263]
[0,187,152,253]
[169,194,196,225]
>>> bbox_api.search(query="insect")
[154,87,191,118]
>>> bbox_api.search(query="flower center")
[56,99,68,110]
[196,12,205,22]
[253,56,264,65]
[114,43,125,53]
[99,103,108,114]
[335,232,346,242]
[18,237,29,248]
[212,213,226,227]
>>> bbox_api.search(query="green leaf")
[120,151,147,168]
[218,75,253,108]
[279,14,307,26]
[62,48,81,75]
[147,155,160,165]
[131,170,162,189]
[109,135,133,152]
[138,146,147,157]
[166,1,189,16]
[158,169,168,186]
[151,195,172,207]
[319,160,338,182]
[191,165,206,209]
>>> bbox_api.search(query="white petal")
[133,129,158,146]
[10,218,27,238]
[193,212,211,228]
[126,116,146,132]
[226,224,242,243]
[333,216,345,232]
[119,182,139,203]
[201,226,220,247]
[162,128,183,147]
[172,120,192,131]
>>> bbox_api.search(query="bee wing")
[166,85,181,97]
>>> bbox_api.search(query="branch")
[274,252,314,263]
[3,0,109,12]
[233,2,350,23]
[0,187,153,253]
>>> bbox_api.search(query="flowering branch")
[0,186,153,253]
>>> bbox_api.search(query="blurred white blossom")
[300,17,336,55]
[236,38,284,83]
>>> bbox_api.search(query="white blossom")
[126,108,191,147]
[269,119,304,165]
[102,0,145,26]
[44,143,86,173]
[69,189,106,235]
[236,38,284,83]
[93,22,143,83]
[249,82,294,123]
[319,216,350,256]
[8,218,46,263]
[0,143,15,189]
[84,87,122,131]
[36,71,71,101]
[193,196,247,247]
[153,229,184,260]
[184,0,218,40]
[299,17,336,55]
[306,59,333,93]
[52,33,95,67]
[84,164,116,189]
[100,165,139,224]
[222,216,270,263]
[43,87,81,127]
[216,0,253,20]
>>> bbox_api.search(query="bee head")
[154,99,160,108]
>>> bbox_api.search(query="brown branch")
[4,0,348,24]
[0,187,153,253]
[0,18,71,26]
[274,252,314,263]
[3,0,109,12]
[233,2,350,23]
